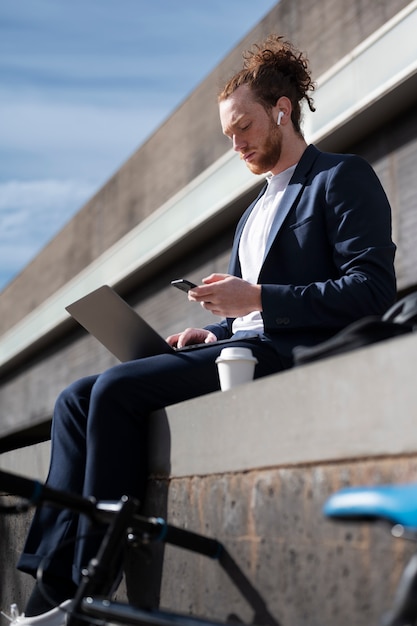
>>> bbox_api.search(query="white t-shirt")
[232,165,296,335]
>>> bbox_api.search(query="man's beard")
[245,123,282,175]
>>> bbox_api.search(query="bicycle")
[3,469,417,626]
[0,469,279,626]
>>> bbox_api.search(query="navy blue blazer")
[206,144,397,358]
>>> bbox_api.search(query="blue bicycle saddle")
[323,483,417,528]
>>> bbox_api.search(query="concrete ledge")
[149,332,417,477]
[2,332,416,484]
[0,441,51,481]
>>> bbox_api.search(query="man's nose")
[233,134,245,152]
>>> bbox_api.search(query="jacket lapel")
[229,145,321,277]
[262,145,320,265]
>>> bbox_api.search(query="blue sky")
[0,0,278,292]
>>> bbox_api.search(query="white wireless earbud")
[277,111,284,126]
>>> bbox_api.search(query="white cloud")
[1,99,164,171]
[0,179,96,215]
[0,179,96,291]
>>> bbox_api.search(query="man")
[16,35,396,616]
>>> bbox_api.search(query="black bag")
[293,291,417,366]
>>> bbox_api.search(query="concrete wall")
[2,0,417,624]
[2,332,417,625]
[153,331,417,626]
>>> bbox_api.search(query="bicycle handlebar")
[0,468,222,559]
[0,468,98,517]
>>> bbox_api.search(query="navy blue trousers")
[17,337,289,584]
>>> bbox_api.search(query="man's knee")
[91,366,127,399]
[54,375,97,420]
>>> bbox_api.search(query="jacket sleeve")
[203,318,232,340]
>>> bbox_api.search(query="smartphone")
[171,279,197,293]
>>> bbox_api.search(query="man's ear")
[273,96,292,125]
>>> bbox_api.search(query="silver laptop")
[65,284,235,362]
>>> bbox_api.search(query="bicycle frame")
[0,469,279,626]
[4,469,417,625]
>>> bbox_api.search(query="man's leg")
[17,375,98,614]
[18,339,286,612]
[74,339,287,575]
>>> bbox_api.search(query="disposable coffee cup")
[215,347,258,391]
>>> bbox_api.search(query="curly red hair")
[219,35,315,134]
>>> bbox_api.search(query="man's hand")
[188,273,262,317]
[166,328,218,349]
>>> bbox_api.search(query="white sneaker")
[2,600,73,626]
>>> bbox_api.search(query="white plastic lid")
[215,347,258,362]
